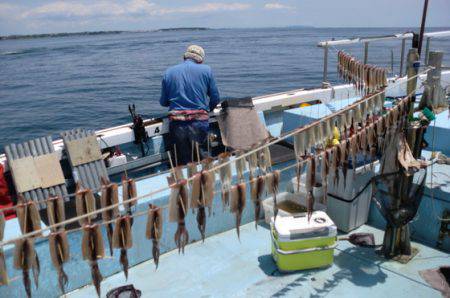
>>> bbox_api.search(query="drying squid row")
[338,51,388,94]
[1,93,412,298]
[294,93,411,221]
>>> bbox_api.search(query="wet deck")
[67,222,448,297]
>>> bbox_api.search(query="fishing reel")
[128,104,149,157]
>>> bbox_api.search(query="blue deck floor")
[67,222,448,298]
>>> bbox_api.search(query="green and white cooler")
[271,211,337,272]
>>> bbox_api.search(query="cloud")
[20,1,251,20]
[264,3,293,10]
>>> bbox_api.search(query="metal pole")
[322,44,328,84]
[364,42,369,64]
[424,37,431,65]
[417,0,429,56]
[406,48,419,118]
[400,39,406,76]
[391,49,394,73]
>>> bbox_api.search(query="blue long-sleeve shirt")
[160,59,220,112]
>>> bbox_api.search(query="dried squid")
[112,216,133,280]
[266,170,280,220]
[14,238,40,298]
[16,196,42,236]
[320,150,330,204]
[250,175,266,228]
[48,230,70,294]
[305,156,316,221]
[235,152,247,182]
[258,146,272,174]
[218,152,232,208]
[122,177,137,225]
[81,224,105,297]
[100,178,119,256]
[350,135,358,180]
[168,179,189,253]
[75,184,96,226]
[146,204,162,268]
[230,183,246,240]
[191,171,214,241]
[46,195,66,230]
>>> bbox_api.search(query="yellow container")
[271,211,337,272]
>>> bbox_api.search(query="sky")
[0,0,449,35]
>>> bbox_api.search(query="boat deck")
[67,222,448,298]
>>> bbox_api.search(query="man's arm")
[159,75,170,107]
[208,70,220,111]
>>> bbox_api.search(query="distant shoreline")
[1,26,448,41]
[0,27,211,41]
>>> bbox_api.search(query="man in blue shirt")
[160,45,220,165]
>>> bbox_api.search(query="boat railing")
[317,30,450,82]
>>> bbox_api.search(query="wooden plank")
[9,156,41,193]
[34,153,65,188]
[65,135,102,166]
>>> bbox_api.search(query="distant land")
[0,27,211,40]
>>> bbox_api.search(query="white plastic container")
[108,154,127,167]
[325,162,378,232]
[262,192,326,224]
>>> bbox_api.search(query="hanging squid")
[187,161,198,192]
[250,175,266,228]
[246,151,259,179]
[75,184,97,226]
[258,146,272,174]
[218,152,232,209]
[146,204,163,269]
[350,134,358,180]
[14,238,40,298]
[122,177,137,225]
[320,150,330,204]
[81,224,105,297]
[16,196,42,237]
[46,195,66,230]
[168,179,189,254]
[266,170,280,220]
[235,152,247,183]
[112,215,133,280]
[190,170,214,242]
[305,156,316,222]
[341,139,350,187]
[230,182,246,240]
[48,230,70,294]
[295,157,305,193]
[100,178,119,256]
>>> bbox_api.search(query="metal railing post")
[424,37,431,65]
[323,44,328,84]
[400,39,406,76]
[364,42,369,64]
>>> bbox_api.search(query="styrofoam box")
[325,162,378,232]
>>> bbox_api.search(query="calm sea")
[1,27,449,152]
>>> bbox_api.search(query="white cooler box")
[271,211,337,272]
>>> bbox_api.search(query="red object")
[0,164,15,219]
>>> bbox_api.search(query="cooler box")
[271,211,337,272]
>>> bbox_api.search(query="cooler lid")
[272,211,337,241]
